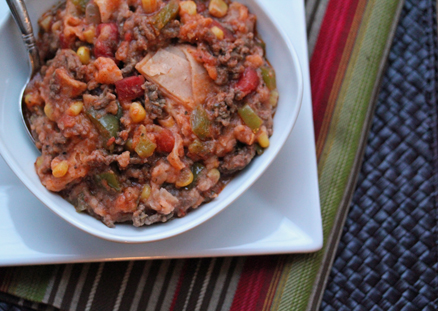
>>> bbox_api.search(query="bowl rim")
[0,0,304,243]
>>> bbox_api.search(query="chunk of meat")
[219,145,256,174]
[136,49,193,108]
[53,68,87,97]
[136,45,215,109]
[94,57,123,84]
[180,45,215,105]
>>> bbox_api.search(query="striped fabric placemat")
[0,0,404,310]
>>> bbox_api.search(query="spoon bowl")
[6,0,41,145]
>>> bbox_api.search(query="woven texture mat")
[322,0,438,309]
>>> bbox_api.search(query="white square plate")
[0,0,322,266]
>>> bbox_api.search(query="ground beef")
[144,80,167,119]
[219,144,256,174]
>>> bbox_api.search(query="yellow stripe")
[269,258,294,310]
[261,257,285,311]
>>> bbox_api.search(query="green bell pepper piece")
[135,136,157,158]
[191,105,211,140]
[95,171,121,192]
[238,104,262,133]
[87,109,120,139]
[72,0,89,12]
[260,66,276,90]
[153,0,179,30]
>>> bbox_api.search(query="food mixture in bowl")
[24,0,279,227]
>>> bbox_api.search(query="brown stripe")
[173,259,201,310]
[119,261,149,310]
[137,260,162,308]
[215,257,239,311]
[199,258,224,311]
[89,262,130,310]
[75,263,101,311]
[60,264,84,310]
[47,265,66,305]
[153,260,177,311]
[185,259,213,310]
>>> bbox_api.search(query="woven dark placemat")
[321,0,438,310]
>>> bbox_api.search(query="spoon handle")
[6,0,41,74]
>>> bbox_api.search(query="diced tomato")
[115,76,145,101]
[124,31,133,42]
[94,23,119,58]
[235,67,259,96]
[59,33,73,49]
[210,20,234,40]
[156,128,175,153]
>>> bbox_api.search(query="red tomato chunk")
[235,67,259,97]
[156,128,175,153]
[94,23,119,58]
[115,76,145,101]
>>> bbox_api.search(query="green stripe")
[7,266,55,302]
[276,1,401,310]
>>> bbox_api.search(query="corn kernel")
[269,89,279,107]
[24,94,33,106]
[207,168,220,183]
[140,184,151,201]
[67,101,83,116]
[257,132,270,148]
[52,160,69,178]
[159,116,175,128]
[44,103,55,121]
[130,102,146,123]
[211,26,224,40]
[142,0,157,13]
[77,46,90,64]
[180,1,197,15]
[83,27,96,44]
[209,0,228,18]
[175,169,194,187]
[36,156,44,168]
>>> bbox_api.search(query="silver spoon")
[6,0,41,144]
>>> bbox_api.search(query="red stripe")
[169,260,189,311]
[310,0,361,142]
[229,257,278,311]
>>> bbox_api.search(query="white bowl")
[0,0,303,243]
